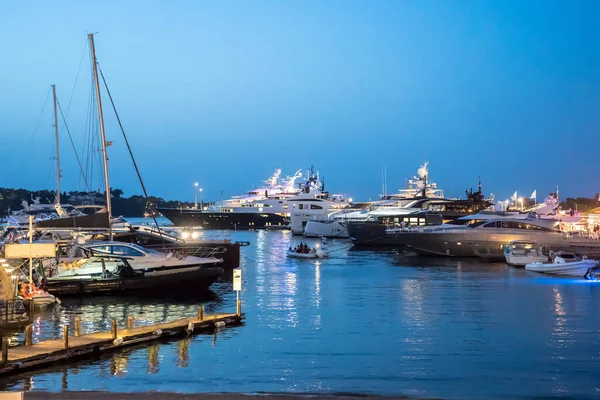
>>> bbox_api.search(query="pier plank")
[0,312,242,377]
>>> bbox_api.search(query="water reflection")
[177,339,190,368]
[0,230,599,400]
[110,353,129,376]
[147,344,160,374]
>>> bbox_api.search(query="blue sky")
[0,0,598,203]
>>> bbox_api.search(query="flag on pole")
[530,190,536,199]
[511,191,518,201]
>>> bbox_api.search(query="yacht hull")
[46,265,223,296]
[35,212,109,229]
[348,222,398,246]
[304,220,349,238]
[157,207,288,229]
[383,229,600,260]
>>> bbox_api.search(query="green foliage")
[559,195,600,213]
[0,188,193,217]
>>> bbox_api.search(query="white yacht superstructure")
[303,162,444,238]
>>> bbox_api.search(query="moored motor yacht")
[289,193,352,235]
[157,167,325,230]
[384,217,600,260]
[46,242,224,295]
[304,162,446,238]
[503,240,549,266]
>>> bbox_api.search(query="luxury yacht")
[158,167,325,229]
[383,217,600,260]
[289,193,353,235]
[46,242,224,295]
[304,163,492,240]
[6,198,109,229]
[304,163,444,238]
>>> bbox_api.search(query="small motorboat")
[23,290,61,308]
[503,240,548,267]
[286,243,329,259]
[525,252,597,277]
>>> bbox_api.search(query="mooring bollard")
[111,319,118,339]
[198,306,204,321]
[25,325,33,347]
[74,317,81,337]
[127,316,133,329]
[2,337,9,362]
[63,325,69,350]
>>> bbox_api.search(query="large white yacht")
[158,167,326,229]
[289,193,352,234]
[303,162,446,238]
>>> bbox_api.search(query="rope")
[57,99,91,192]
[98,66,164,242]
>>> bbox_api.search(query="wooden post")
[127,316,133,329]
[2,337,8,362]
[62,325,69,350]
[74,318,81,337]
[111,319,118,339]
[29,300,34,323]
[198,306,204,321]
[25,325,33,347]
[237,299,242,317]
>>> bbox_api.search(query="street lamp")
[199,188,203,210]
[194,182,199,209]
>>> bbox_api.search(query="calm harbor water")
[1,222,600,399]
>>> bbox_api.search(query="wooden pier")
[0,307,243,377]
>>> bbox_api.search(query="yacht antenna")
[384,165,388,197]
[52,85,61,205]
[89,33,113,240]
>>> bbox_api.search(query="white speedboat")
[525,252,597,277]
[503,240,548,267]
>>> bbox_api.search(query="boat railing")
[157,245,228,259]
[0,300,30,325]
[385,226,600,239]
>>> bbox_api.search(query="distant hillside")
[0,188,194,217]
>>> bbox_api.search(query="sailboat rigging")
[88,33,113,240]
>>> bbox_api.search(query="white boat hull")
[504,254,548,267]
[286,250,329,259]
[304,220,349,238]
[525,260,597,277]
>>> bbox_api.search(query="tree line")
[0,188,195,217]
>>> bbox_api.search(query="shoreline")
[22,392,437,400]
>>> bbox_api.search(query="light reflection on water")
[0,229,599,399]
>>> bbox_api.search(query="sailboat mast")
[52,85,61,205]
[88,33,113,240]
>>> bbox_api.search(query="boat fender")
[113,337,123,346]
[186,321,194,334]
[215,321,226,328]
[153,329,163,337]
